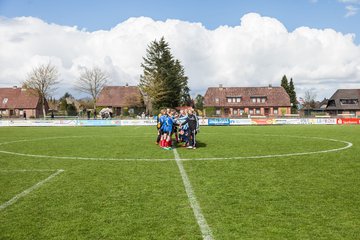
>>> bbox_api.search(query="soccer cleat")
[193,147,196,149]
[186,146,193,149]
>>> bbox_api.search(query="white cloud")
[344,5,359,17]
[339,0,360,3]
[0,13,360,100]
[339,0,360,17]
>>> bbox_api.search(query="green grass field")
[0,125,360,239]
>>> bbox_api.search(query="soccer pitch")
[0,125,359,239]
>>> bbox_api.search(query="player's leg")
[156,129,161,144]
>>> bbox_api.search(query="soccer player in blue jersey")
[162,111,175,149]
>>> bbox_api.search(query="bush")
[204,107,216,117]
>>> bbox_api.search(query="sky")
[0,0,360,100]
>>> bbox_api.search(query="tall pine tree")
[281,75,289,93]
[289,78,298,113]
[139,37,189,112]
[281,75,298,114]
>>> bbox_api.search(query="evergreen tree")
[281,75,289,93]
[139,37,190,112]
[289,78,298,113]
[281,75,298,114]
[66,103,78,116]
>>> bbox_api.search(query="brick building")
[96,85,144,116]
[0,86,47,118]
[204,85,291,117]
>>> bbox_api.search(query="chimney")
[219,84,223,90]
[125,83,129,87]
[268,84,272,89]
[13,86,17,89]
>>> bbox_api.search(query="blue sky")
[1,0,360,99]
[1,0,359,42]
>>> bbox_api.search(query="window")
[2,98,8,104]
[129,108,134,114]
[239,109,244,114]
[232,98,236,102]
[215,98,219,103]
[233,110,238,115]
[340,99,358,105]
[249,109,254,114]
[216,109,221,115]
[251,97,267,103]
[255,108,261,114]
[227,98,231,103]
[273,108,278,114]
[236,98,241,103]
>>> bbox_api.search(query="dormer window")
[215,98,219,103]
[340,99,358,105]
[226,96,241,103]
[251,96,267,103]
[2,98,8,104]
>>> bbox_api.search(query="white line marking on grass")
[0,150,172,162]
[0,169,64,211]
[180,138,353,161]
[173,148,214,240]
[0,136,353,162]
[0,169,57,172]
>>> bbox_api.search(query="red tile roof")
[96,86,143,107]
[0,87,40,109]
[204,86,291,107]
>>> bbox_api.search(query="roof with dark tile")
[326,89,360,110]
[0,87,40,109]
[96,86,143,107]
[204,86,291,107]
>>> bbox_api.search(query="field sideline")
[0,125,360,239]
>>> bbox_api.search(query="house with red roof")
[204,85,291,117]
[0,86,48,118]
[96,85,144,116]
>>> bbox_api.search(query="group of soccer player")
[156,108,199,150]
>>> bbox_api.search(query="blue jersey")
[159,114,167,130]
[162,115,174,133]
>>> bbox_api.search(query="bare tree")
[23,62,59,118]
[75,67,108,109]
[303,89,317,109]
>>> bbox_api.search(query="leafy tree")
[139,37,189,112]
[195,94,204,110]
[59,92,71,112]
[289,78,298,113]
[23,62,59,118]
[66,103,78,116]
[59,92,78,116]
